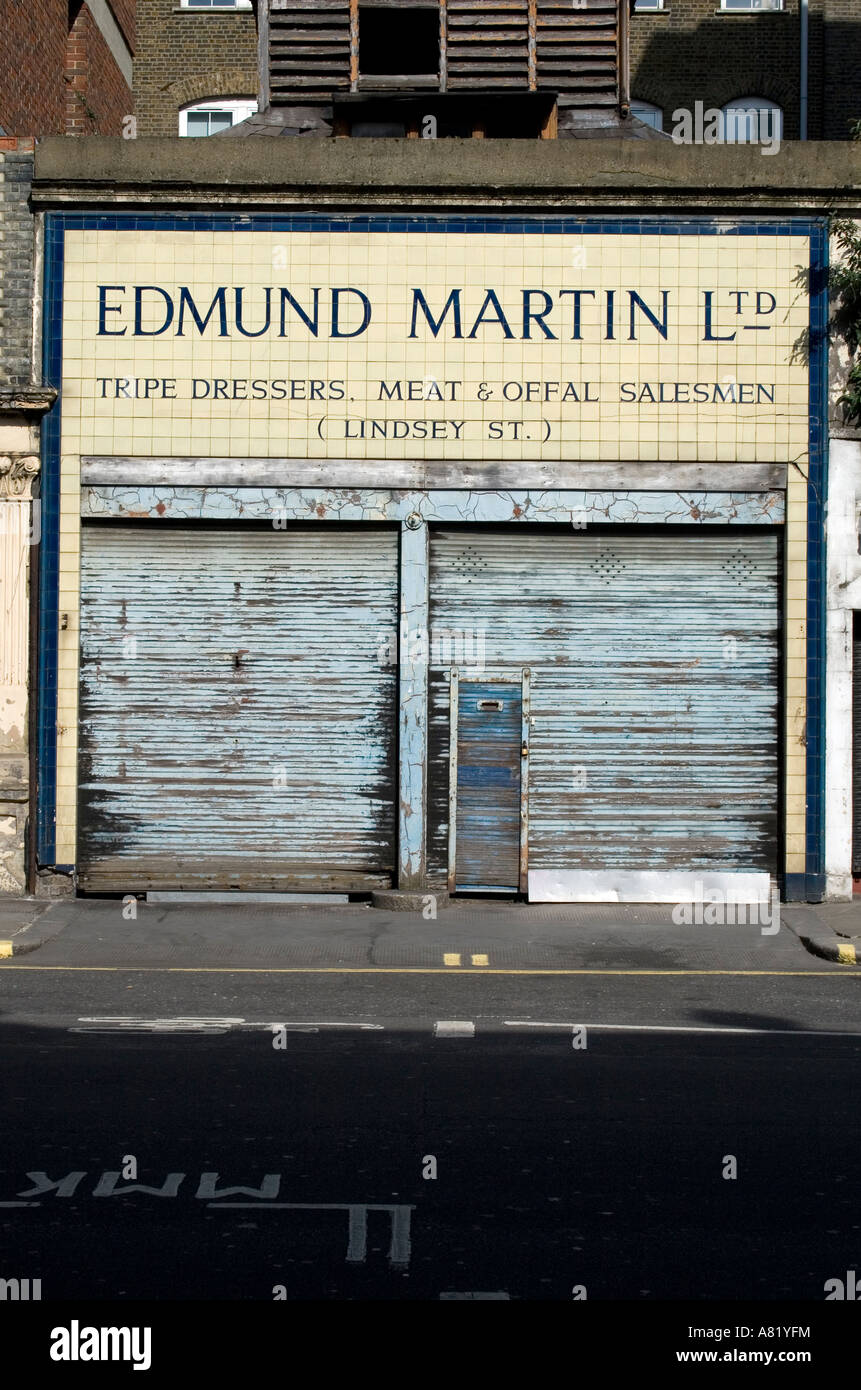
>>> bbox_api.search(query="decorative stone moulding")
[0,455,41,500]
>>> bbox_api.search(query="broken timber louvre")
[261,0,632,135]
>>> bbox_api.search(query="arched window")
[179,98,257,137]
[720,97,782,145]
[630,100,663,132]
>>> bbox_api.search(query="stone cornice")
[0,387,58,415]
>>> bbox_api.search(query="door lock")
[521,742,528,757]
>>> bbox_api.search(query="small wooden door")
[454,680,522,892]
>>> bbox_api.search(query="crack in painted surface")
[81,487,785,526]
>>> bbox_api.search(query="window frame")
[719,0,783,11]
[178,98,258,137]
[630,99,663,130]
[179,0,253,11]
[719,96,783,143]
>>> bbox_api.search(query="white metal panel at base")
[528,869,772,904]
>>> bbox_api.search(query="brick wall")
[630,0,802,138]
[135,0,257,137]
[66,4,134,136]
[630,0,860,141]
[0,0,68,136]
[0,0,133,138]
[0,141,36,389]
[820,0,861,141]
[110,0,137,50]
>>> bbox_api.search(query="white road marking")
[206,1202,414,1265]
[440,1291,510,1300]
[71,1018,384,1035]
[434,1020,475,1038]
[76,1017,246,1028]
[66,1017,861,1040]
[71,1018,239,1034]
[503,1021,861,1037]
[270,1023,384,1030]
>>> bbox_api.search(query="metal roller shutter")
[78,525,398,892]
[428,529,780,882]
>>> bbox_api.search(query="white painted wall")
[825,436,861,899]
[0,428,39,894]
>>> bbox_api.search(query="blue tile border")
[39,224,64,864]
[40,212,820,237]
[37,212,830,894]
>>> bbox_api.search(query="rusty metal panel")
[428,528,780,882]
[78,525,398,891]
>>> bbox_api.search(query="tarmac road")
[1,905,859,1303]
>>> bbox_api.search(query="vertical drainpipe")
[799,0,808,140]
[255,0,270,113]
[619,0,631,118]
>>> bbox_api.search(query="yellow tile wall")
[53,228,812,870]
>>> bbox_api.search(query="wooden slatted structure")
[266,0,629,112]
[445,1,531,90]
[269,0,354,102]
[535,1,620,108]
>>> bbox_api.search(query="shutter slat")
[428,531,779,882]
[79,527,399,891]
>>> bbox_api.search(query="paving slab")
[1,895,854,972]
[782,904,861,964]
[0,899,68,957]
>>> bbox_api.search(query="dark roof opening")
[359,6,440,78]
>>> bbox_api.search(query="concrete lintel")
[31,138,861,212]
[81,458,787,494]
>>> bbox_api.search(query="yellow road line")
[0,965,858,976]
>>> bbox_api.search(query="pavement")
[0,891,859,972]
[782,901,861,963]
